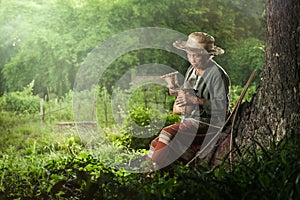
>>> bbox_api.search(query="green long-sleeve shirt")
[182,60,230,123]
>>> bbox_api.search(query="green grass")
[0,111,299,199]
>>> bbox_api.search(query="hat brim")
[173,40,224,56]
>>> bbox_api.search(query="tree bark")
[235,0,300,150]
[195,0,300,168]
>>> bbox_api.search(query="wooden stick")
[228,70,257,165]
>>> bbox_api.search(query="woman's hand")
[175,90,204,106]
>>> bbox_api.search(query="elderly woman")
[146,32,231,171]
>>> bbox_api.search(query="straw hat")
[173,32,224,55]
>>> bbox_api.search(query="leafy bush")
[0,81,39,114]
[116,106,180,150]
[224,37,265,86]
[0,111,26,131]
[98,84,180,150]
[230,84,257,109]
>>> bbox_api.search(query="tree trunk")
[235,0,300,150]
[195,0,299,168]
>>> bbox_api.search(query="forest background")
[0,0,265,95]
[1,0,298,199]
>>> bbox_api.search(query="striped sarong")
[147,119,219,170]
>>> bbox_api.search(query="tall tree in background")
[236,0,300,149]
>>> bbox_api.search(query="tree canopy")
[0,0,265,96]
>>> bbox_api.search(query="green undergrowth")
[0,112,299,199]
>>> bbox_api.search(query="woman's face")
[187,50,210,69]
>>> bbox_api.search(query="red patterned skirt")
[146,119,219,169]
